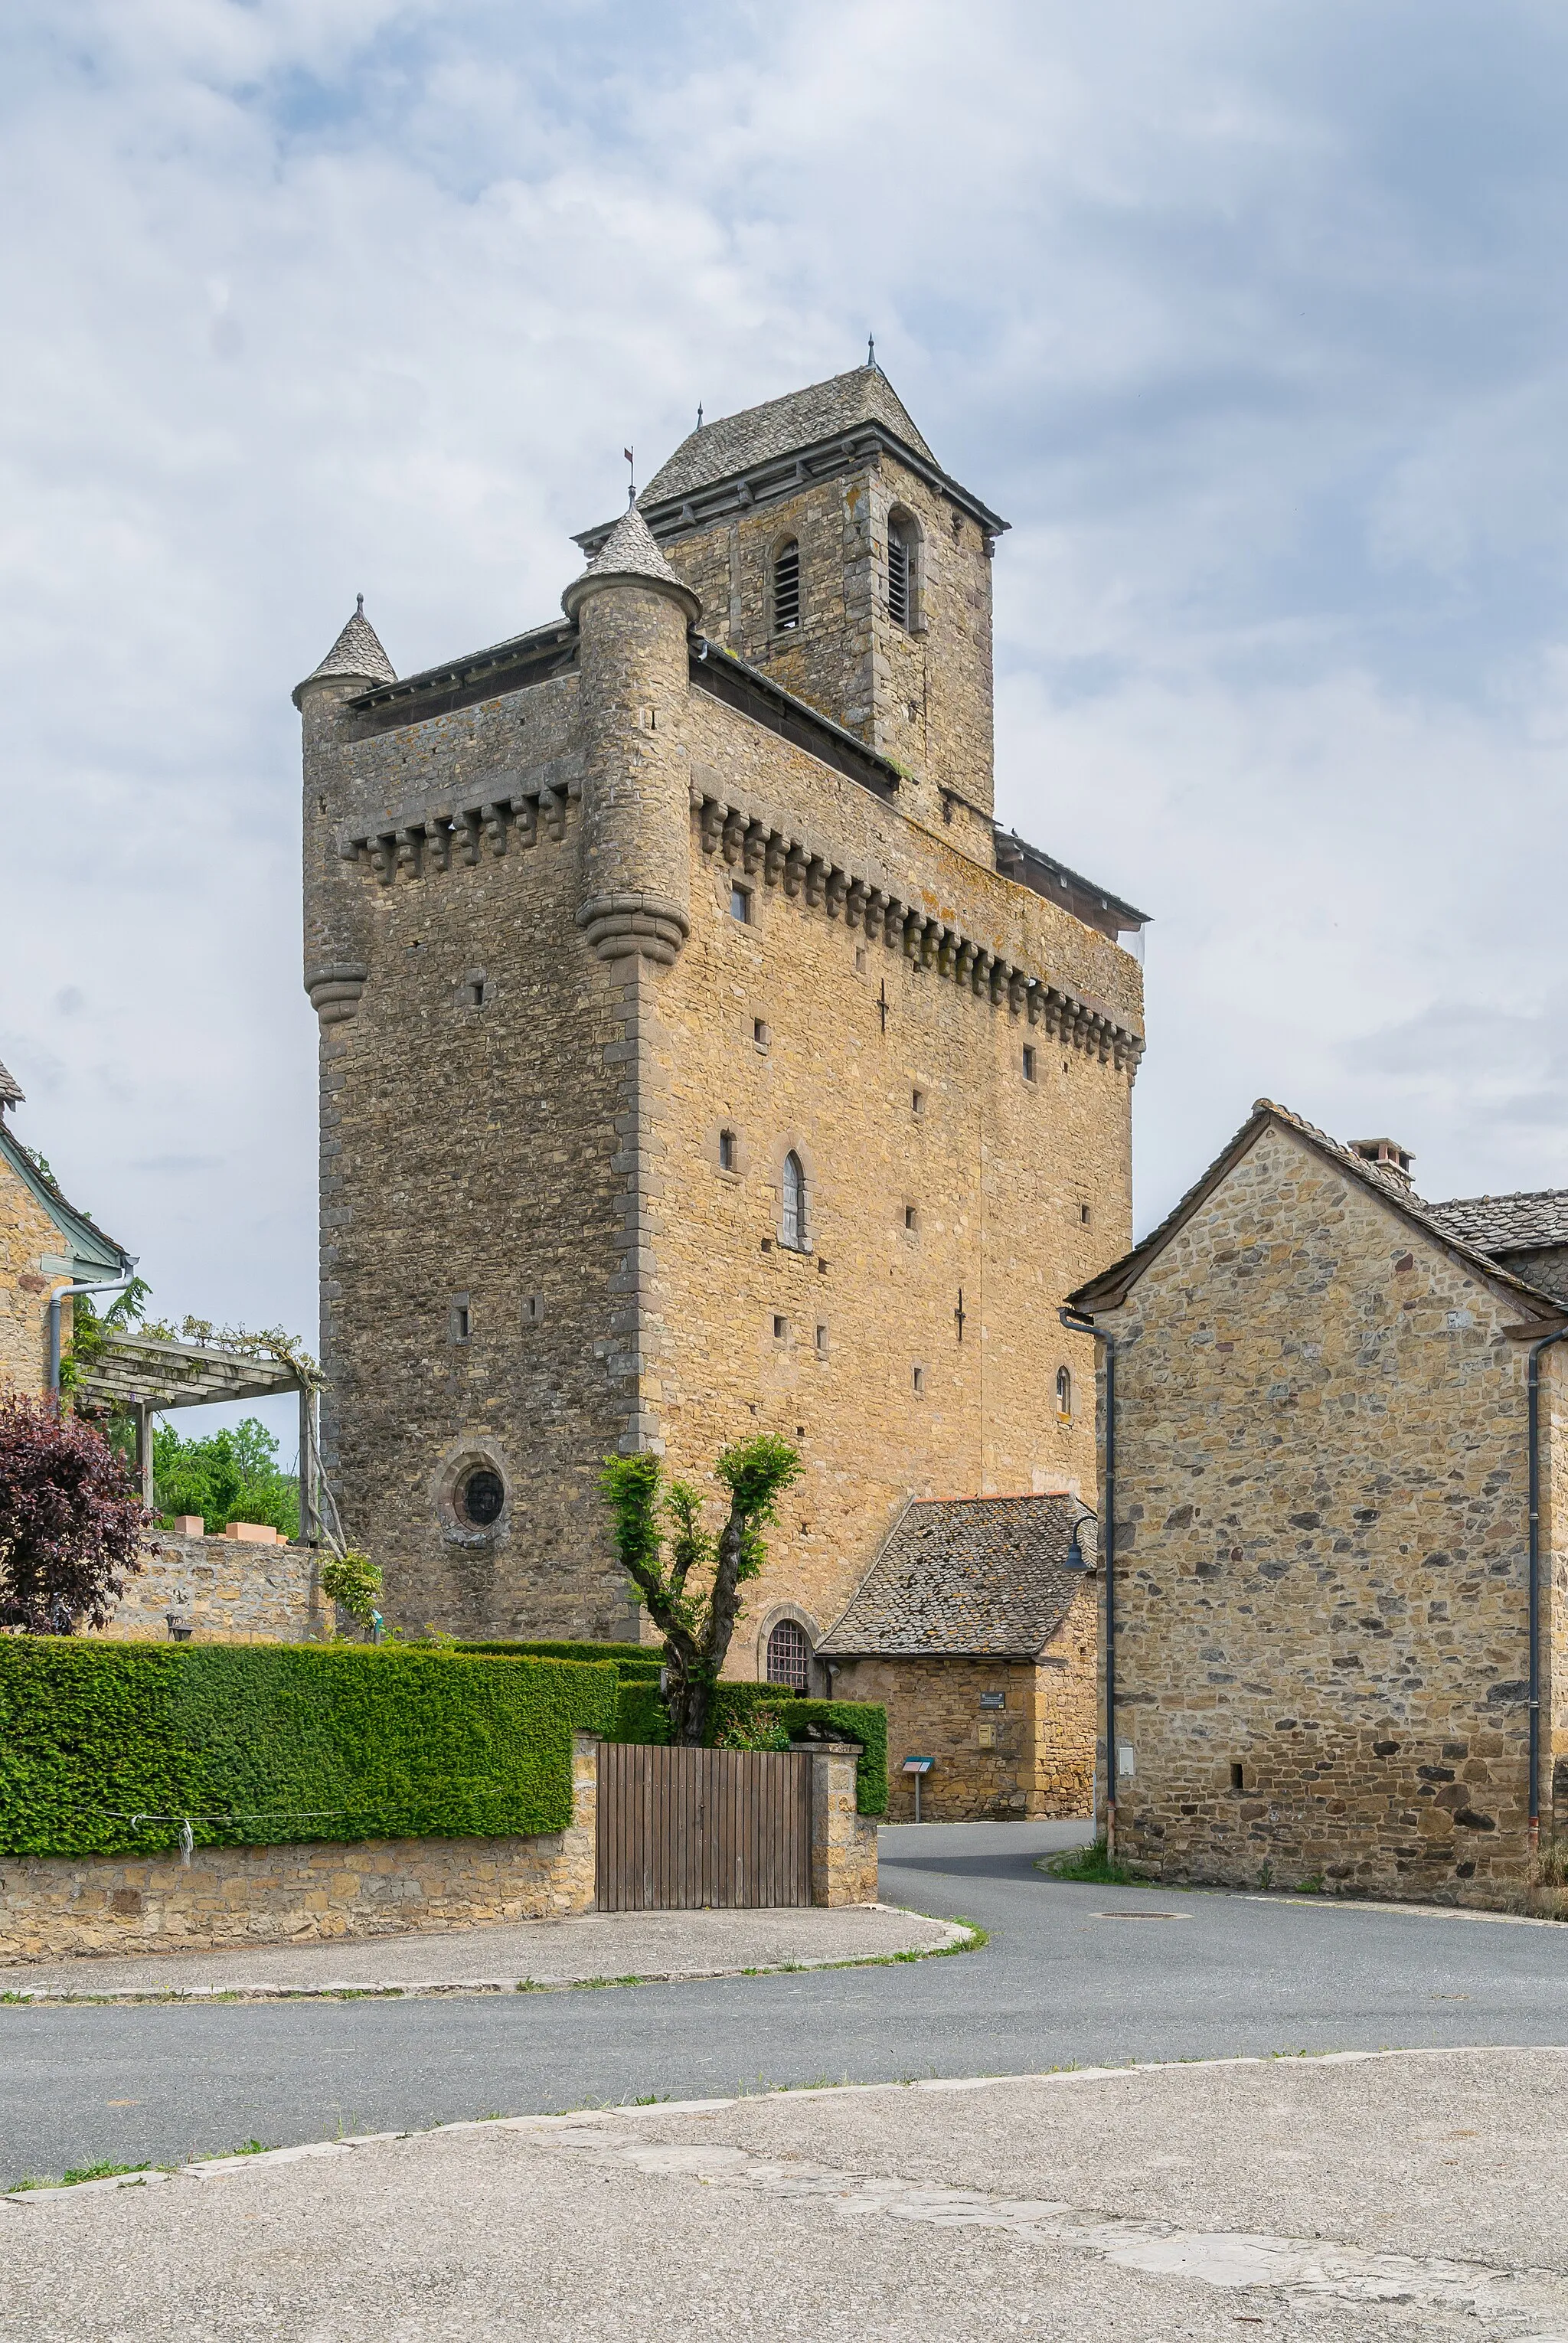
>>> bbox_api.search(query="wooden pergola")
[80,1333,320,1543]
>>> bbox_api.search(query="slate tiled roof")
[292,599,396,705]
[1425,1191,1568,1254]
[818,1495,1092,1658]
[643,366,935,504]
[574,505,688,592]
[0,1055,21,1110]
[1068,1099,1568,1322]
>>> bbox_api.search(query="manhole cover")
[1093,1910,1191,1920]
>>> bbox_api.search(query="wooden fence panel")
[596,1742,812,1911]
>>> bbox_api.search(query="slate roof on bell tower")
[642,365,936,505]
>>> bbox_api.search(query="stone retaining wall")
[0,1735,598,1966]
[93,1530,328,1644]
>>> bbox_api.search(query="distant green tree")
[152,1417,299,1540]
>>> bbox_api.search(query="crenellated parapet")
[338,772,579,887]
[691,780,1145,1077]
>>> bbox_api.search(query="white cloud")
[4,0,1568,1452]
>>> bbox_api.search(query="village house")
[819,1494,1097,1820]
[296,358,1146,1804]
[1065,1100,1568,1906]
[0,1057,132,1400]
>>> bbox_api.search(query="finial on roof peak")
[867,332,877,370]
[356,592,364,616]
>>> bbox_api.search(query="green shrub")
[0,1641,617,1858]
[708,1685,888,1817]
[462,1638,661,1677]
[152,1418,299,1540]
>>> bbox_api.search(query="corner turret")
[297,597,394,1028]
[564,510,701,965]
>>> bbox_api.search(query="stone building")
[1065,1099,1568,1905]
[298,362,1148,1683]
[820,1495,1097,1820]
[0,1058,132,1398]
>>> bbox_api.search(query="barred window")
[773,539,800,632]
[887,518,914,629]
[782,1151,807,1250]
[766,1618,811,1691]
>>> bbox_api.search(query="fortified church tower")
[297,365,1148,1675]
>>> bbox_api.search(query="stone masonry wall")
[1093,1122,1565,1904]
[92,1531,327,1644]
[0,1735,599,1965]
[661,446,997,827]
[655,691,1135,1653]
[835,1607,1096,1824]
[0,1152,64,1397]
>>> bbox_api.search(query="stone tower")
[299,365,1148,1671]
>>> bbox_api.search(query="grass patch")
[9,2159,155,2192]
[1038,1839,1135,1887]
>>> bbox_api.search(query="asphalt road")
[6,1817,1568,2185]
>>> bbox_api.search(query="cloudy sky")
[4,1,1567,1448]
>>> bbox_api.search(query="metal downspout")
[1527,1323,1568,1861]
[47,1276,136,1400]
[1062,1308,1115,1857]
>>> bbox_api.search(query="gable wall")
[0,1154,63,1397]
[1096,1124,1549,1902]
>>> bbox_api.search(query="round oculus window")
[458,1467,505,1528]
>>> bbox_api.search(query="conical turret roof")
[562,502,701,623]
[292,597,397,706]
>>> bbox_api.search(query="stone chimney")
[1351,1136,1416,1191]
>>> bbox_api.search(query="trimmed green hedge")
[0,1641,618,1859]
[462,1639,661,1678]
[709,1685,888,1817]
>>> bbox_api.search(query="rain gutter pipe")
[1527,1322,1568,1860]
[47,1277,136,1400]
[1060,1305,1115,1858]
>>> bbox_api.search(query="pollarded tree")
[600,1436,802,1745]
[0,1392,152,1633]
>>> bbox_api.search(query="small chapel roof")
[1425,1189,1568,1255]
[576,504,688,590]
[819,1495,1092,1659]
[0,1055,22,1113]
[292,598,397,707]
[643,364,936,505]
[1068,1098,1568,1324]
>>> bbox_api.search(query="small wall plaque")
[901,1756,934,1774]
[979,1691,1004,1711]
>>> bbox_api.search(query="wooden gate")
[595,1743,812,1911]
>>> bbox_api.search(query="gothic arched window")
[781,1151,807,1250]
[766,1618,811,1691]
[1056,1364,1073,1419]
[772,538,800,633]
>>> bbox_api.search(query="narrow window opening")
[1023,1044,1037,1082]
[522,1293,544,1328]
[904,1204,918,1232]
[854,946,868,974]
[730,884,751,923]
[911,1088,926,1116]
[815,1324,828,1358]
[462,976,486,1009]
[450,1299,471,1344]
[718,1129,737,1173]
[773,1314,789,1341]
[766,1617,810,1691]
[1056,1364,1072,1419]
[888,518,913,629]
[913,1363,926,1396]
[1230,1762,1245,1791]
[781,1151,807,1250]
[1080,1202,1092,1224]
[753,1018,769,1047]
[772,539,801,633]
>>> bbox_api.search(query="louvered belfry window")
[767,1618,811,1691]
[887,519,912,629]
[773,539,801,632]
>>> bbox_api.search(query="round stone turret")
[563,509,701,965]
[296,596,396,1024]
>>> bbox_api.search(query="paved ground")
[2,1902,961,1998]
[8,2048,1568,2340]
[5,1818,1568,2184]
